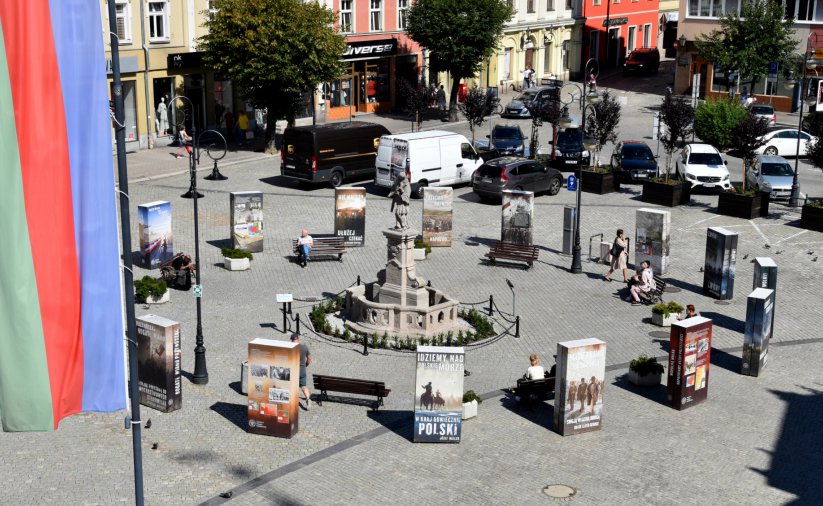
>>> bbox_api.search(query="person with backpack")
[604,228,629,283]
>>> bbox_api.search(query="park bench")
[312,374,390,411]
[292,235,346,263]
[512,377,556,407]
[485,240,539,269]
[638,274,666,305]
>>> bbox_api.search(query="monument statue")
[388,173,411,230]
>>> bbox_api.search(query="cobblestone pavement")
[3,73,823,505]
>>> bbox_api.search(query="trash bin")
[563,206,576,255]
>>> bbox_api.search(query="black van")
[280,121,391,187]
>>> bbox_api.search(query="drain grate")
[648,331,669,339]
[543,484,576,499]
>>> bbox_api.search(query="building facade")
[580,0,660,71]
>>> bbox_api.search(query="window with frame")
[369,0,382,31]
[340,0,353,33]
[398,0,409,30]
[643,23,652,48]
[148,1,169,41]
[566,0,572,9]
[528,0,535,12]
[594,0,601,5]
[547,0,554,10]
[115,0,131,43]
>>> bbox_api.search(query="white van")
[374,131,483,198]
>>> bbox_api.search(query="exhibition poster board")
[230,191,264,253]
[742,288,775,377]
[702,227,738,300]
[334,187,366,247]
[752,257,777,342]
[635,208,671,275]
[413,346,465,443]
[247,339,299,438]
[422,187,453,247]
[554,338,606,436]
[501,190,534,245]
[667,316,712,410]
[138,200,173,269]
[136,314,182,412]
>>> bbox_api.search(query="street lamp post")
[170,95,209,385]
[790,33,818,207]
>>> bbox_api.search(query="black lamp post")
[790,33,818,207]
[170,95,209,385]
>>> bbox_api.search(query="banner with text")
[703,227,737,300]
[138,200,173,269]
[231,191,264,253]
[137,315,182,412]
[554,338,606,436]
[422,187,453,247]
[413,346,465,443]
[742,288,774,377]
[667,316,712,410]
[335,187,366,247]
[247,339,300,438]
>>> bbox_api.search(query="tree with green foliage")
[407,0,513,122]
[525,92,561,161]
[458,87,500,145]
[695,0,796,94]
[730,113,770,192]
[585,90,621,168]
[199,0,346,152]
[806,136,823,175]
[399,79,437,132]
[659,92,695,182]
[694,98,748,151]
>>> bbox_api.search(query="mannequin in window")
[156,97,169,136]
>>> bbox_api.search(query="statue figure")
[388,173,411,230]
[156,97,169,136]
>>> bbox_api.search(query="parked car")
[747,155,797,200]
[475,124,527,158]
[610,140,658,181]
[472,156,564,200]
[547,127,590,169]
[675,143,732,190]
[623,48,661,75]
[502,86,556,118]
[755,128,816,157]
[748,104,776,127]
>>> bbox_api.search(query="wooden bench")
[485,240,539,269]
[638,274,666,305]
[312,374,390,411]
[292,236,346,263]
[512,377,556,406]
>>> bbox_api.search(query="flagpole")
[107,1,145,504]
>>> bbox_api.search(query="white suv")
[675,143,731,190]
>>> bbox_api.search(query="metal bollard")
[515,315,520,338]
[281,302,288,333]
[287,302,292,315]
[295,314,301,334]
[363,333,369,356]
[357,275,361,286]
[488,295,494,316]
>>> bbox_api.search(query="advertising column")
[413,346,465,443]
[422,187,453,247]
[742,288,775,377]
[138,200,173,268]
[247,339,300,438]
[553,338,606,436]
[334,187,367,247]
[136,315,182,412]
[501,190,534,245]
[667,316,712,410]
[635,208,671,274]
[702,227,738,300]
[230,191,264,253]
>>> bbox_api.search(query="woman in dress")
[605,229,629,282]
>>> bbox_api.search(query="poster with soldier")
[422,187,453,247]
[501,190,534,245]
[230,191,264,253]
[136,314,181,412]
[554,338,606,436]
[413,346,465,443]
[334,187,366,246]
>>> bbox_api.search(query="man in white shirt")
[297,229,313,268]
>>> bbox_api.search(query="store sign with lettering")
[342,39,397,60]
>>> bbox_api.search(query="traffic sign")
[193,285,202,298]
[567,175,577,191]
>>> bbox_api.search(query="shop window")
[398,0,409,30]
[148,1,169,42]
[547,0,554,10]
[115,0,131,43]
[594,0,601,5]
[340,0,353,33]
[328,73,353,108]
[365,60,390,103]
[370,0,382,32]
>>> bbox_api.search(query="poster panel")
[138,200,173,269]
[553,338,606,436]
[413,346,465,443]
[390,138,409,182]
[702,227,738,300]
[334,187,367,247]
[136,314,181,412]
[422,187,453,247]
[501,190,534,245]
[247,339,300,438]
[230,191,264,253]
[635,208,670,274]
[742,288,774,377]
[752,257,777,340]
[667,316,712,410]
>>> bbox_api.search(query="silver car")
[503,86,551,118]
[747,155,796,200]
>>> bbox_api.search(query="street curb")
[122,152,271,185]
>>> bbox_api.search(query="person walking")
[436,85,447,111]
[605,229,629,282]
[290,334,312,410]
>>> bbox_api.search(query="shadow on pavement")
[210,401,247,432]
[206,238,233,251]
[366,409,414,441]
[708,345,743,373]
[610,372,668,405]
[497,390,555,430]
[701,311,745,333]
[665,277,703,295]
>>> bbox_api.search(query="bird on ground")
[813,257,818,262]
[742,254,749,260]
[145,419,152,429]
[219,492,234,499]
[765,244,771,248]
[151,443,159,450]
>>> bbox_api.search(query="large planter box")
[224,256,250,271]
[413,248,427,261]
[652,312,681,327]
[717,191,762,219]
[581,170,620,194]
[800,203,823,232]
[759,191,771,217]
[641,180,690,207]
[628,369,662,387]
[462,400,478,420]
[145,291,170,304]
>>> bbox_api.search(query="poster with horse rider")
[413,346,465,443]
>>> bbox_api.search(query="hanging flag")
[0,1,126,431]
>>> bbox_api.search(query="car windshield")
[477,163,503,178]
[630,52,651,61]
[623,146,653,160]
[688,152,723,165]
[761,163,794,177]
[557,129,582,147]
[515,90,537,103]
[750,106,773,114]
[494,127,521,139]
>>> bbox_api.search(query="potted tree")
[801,137,823,231]
[581,164,621,194]
[413,239,431,261]
[457,86,499,147]
[581,91,622,195]
[134,275,169,304]
[628,354,665,387]
[221,247,253,271]
[462,390,481,420]
[717,113,772,219]
[651,301,685,327]
[642,92,693,207]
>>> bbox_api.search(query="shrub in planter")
[641,178,691,207]
[413,239,431,260]
[628,354,665,387]
[221,247,253,270]
[800,200,823,232]
[134,276,168,303]
[221,247,254,260]
[717,186,762,219]
[651,301,684,327]
[462,390,481,420]
[462,390,483,404]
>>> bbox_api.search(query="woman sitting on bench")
[627,261,655,306]
[525,354,545,380]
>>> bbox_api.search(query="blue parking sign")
[768,61,778,75]
[567,175,577,191]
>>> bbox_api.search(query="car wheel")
[414,180,427,199]
[547,177,561,196]
[329,171,344,188]
[764,146,778,156]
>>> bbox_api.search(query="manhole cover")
[648,331,669,339]
[664,286,681,293]
[714,300,731,305]
[543,484,576,499]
